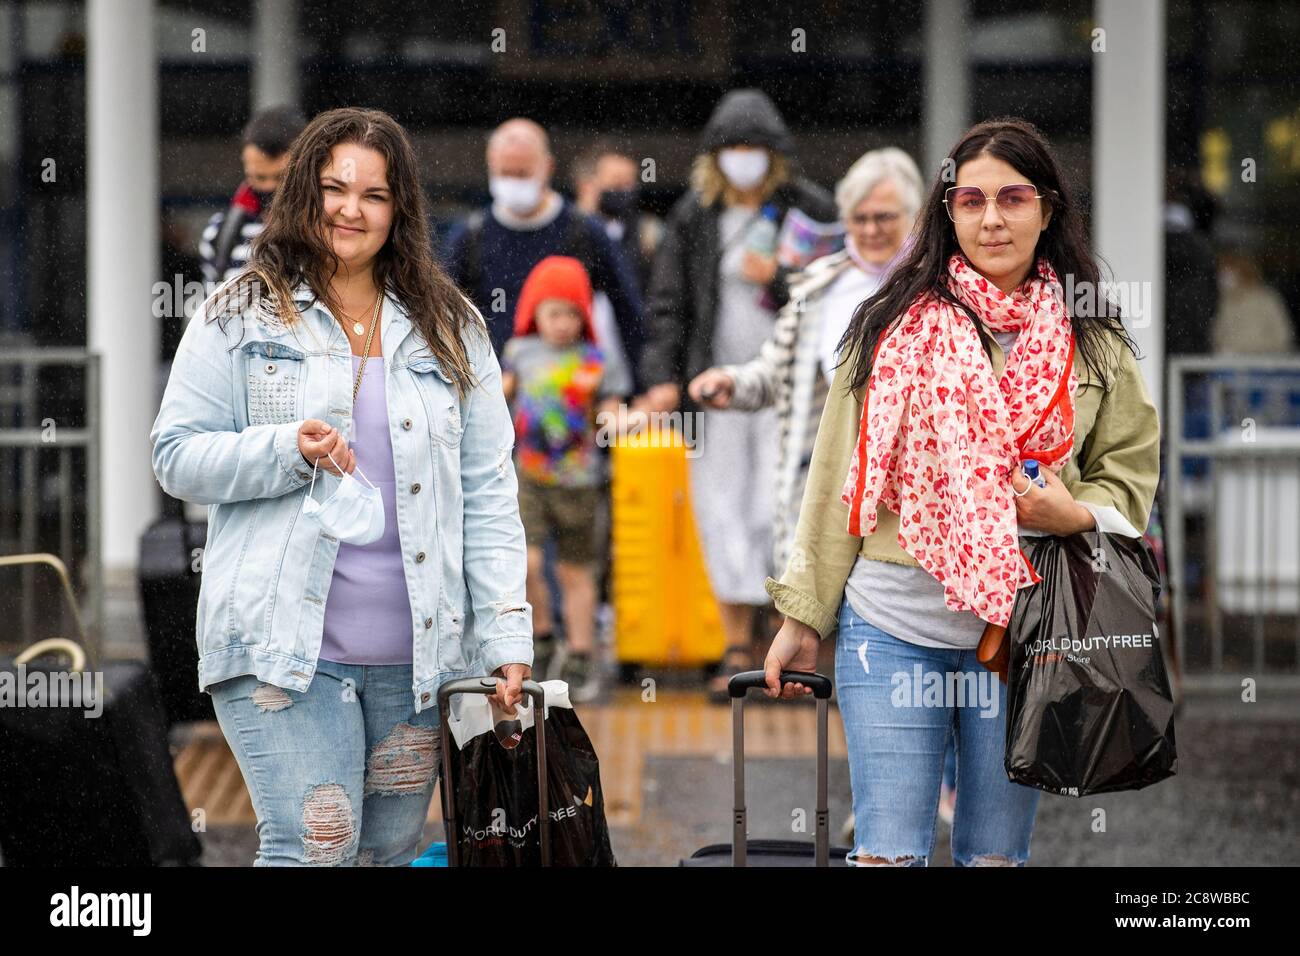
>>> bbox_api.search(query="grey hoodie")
[700,88,794,154]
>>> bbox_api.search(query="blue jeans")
[833,599,1041,866]
[209,660,441,866]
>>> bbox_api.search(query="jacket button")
[402,418,413,430]
[415,551,426,562]
[424,617,433,628]
[421,691,430,703]
[410,482,421,494]
[265,362,276,374]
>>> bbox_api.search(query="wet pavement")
[186,692,1299,867]
[106,580,1300,867]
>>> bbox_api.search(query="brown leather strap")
[977,622,1009,684]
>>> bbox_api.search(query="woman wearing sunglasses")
[761,118,1160,866]
[150,108,533,865]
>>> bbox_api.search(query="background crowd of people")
[188,87,1295,717]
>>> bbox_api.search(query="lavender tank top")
[319,355,414,664]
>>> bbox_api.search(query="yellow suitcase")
[610,422,724,671]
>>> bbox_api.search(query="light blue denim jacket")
[149,282,533,713]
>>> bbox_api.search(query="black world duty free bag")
[1004,531,1177,796]
[438,677,615,866]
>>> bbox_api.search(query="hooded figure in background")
[635,88,839,701]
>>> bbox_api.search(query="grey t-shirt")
[843,328,1018,649]
[713,206,778,365]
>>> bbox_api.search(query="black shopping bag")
[440,679,616,866]
[1005,532,1177,796]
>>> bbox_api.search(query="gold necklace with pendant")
[340,290,382,338]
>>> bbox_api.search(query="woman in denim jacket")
[150,108,533,866]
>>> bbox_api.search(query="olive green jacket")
[764,330,1162,639]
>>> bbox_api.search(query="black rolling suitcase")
[0,553,202,866]
[682,670,851,867]
[137,491,213,725]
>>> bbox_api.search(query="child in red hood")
[501,256,631,702]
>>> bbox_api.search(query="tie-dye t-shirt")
[502,335,632,487]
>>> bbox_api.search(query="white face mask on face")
[489,175,544,216]
[717,148,770,191]
[302,450,385,545]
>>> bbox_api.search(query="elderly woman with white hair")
[689,146,924,586]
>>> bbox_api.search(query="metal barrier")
[1166,356,1300,690]
[0,348,102,657]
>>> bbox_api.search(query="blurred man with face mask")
[573,142,663,297]
[442,118,645,382]
[198,105,307,287]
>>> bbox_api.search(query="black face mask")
[598,188,638,222]
[250,187,275,208]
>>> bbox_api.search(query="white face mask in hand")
[301,450,385,545]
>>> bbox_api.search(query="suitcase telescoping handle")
[436,677,550,867]
[728,670,833,868]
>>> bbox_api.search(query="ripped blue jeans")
[834,598,1041,866]
[209,660,440,866]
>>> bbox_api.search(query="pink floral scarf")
[840,253,1077,626]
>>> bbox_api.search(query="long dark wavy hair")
[206,107,482,397]
[835,117,1137,395]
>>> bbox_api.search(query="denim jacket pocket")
[244,340,306,426]
[408,359,464,447]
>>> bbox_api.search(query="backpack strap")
[564,205,595,275]
[209,204,252,280]
[462,209,487,299]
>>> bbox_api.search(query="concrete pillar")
[87,0,157,573]
[1093,0,1165,401]
[253,0,300,112]
[924,0,970,179]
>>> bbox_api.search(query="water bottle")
[1022,458,1047,488]
[745,211,778,258]
[747,204,781,308]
